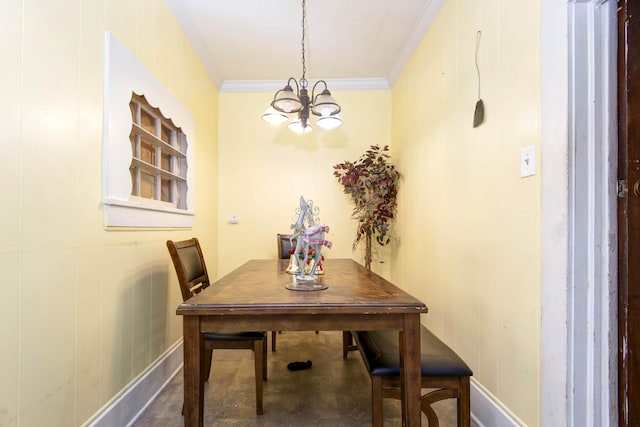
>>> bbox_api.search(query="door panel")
[618,0,640,425]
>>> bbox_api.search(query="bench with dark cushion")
[353,326,473,427]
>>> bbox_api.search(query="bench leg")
[371,376,384,426]
[421,399,439,427]
[202,348,213,382]
[458,377,471,427]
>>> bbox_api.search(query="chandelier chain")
[264,0,341,132]
[301,0,307,86]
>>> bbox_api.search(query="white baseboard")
[470,378,525,427]
[84,340,183,427]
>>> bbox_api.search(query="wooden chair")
[276,233,357,357]
[167,238,267,415]
[277,233,297,259]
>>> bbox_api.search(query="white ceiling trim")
[219,78,390,93]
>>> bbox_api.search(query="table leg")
[400,314,422,426]
[183,316,204,427]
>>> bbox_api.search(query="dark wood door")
[618,0,640,425]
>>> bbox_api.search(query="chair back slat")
[276,233,298,259]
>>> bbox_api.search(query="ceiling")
[164,0,443,92]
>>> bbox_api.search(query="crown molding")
[219,78,390,93]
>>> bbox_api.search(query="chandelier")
[262,0,342,134]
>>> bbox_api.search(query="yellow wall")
[0,0,218,426]
[391,0,541,425]
[216,90,392,278]
[1,0,543,425]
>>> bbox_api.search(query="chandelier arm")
[311,80,329,103]
[288,77,300,95]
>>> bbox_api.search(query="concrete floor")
[133,331,467,426]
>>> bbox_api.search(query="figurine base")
[285,281,328,291]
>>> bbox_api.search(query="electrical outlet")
[521,145,536,178]
[229,214,238,224]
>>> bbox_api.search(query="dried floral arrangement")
[333,145,400,270]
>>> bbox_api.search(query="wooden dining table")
[176,258,428,426]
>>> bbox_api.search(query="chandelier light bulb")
[262,106,288,124]
[272,84,302,113]
[288,117,312,134]
[310,89,340,117]
[316,115,342,130]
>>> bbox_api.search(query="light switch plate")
[521,145,536,178]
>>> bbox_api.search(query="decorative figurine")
[289,196,332,281]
